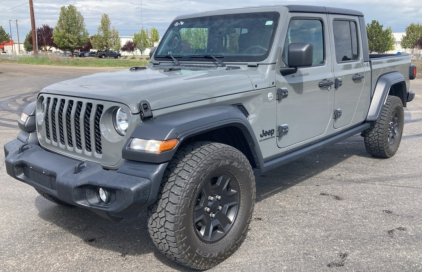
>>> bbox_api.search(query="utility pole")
[9,20,13,55]
[29,0,38,57]
[15,20,21,55]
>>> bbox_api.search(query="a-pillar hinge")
[334,109,342,120]
[276,88,289,101]
[277,124,289,138]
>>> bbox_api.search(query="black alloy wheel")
[388,109,400,145]
[193,172,240,243]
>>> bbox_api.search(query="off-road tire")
[147,142,255,270]
[363,95,404,158]
[35,189,76,207]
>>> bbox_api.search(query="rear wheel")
[363,95,404,158]
[147,142,255,270]
[35,189,75,207]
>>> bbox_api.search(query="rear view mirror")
[280,43,313,76]
[288,43,313,67]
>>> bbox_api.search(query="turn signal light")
[159,139,179,152]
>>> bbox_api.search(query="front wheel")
[363,95,404,158]
[147,142,255,270]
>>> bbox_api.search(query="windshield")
[155,12,280,63]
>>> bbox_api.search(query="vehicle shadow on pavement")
[255,135,369,202]
[34,198,199,271]
[32,135,374,271]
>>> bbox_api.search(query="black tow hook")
[74,162,86,174]
[18,144,31,154]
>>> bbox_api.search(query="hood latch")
[140,100,153,121]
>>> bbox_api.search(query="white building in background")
[119,36,160,56]
[387,32,421,55]
[387,33,406,54]
[2,43,25,55]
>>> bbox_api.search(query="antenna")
[141,0,143,29]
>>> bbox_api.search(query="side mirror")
[149,47,157,58]
[280,43,313,76]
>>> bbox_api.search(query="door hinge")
[334,109,342,120]
[335,78,343,89]
[277,125,289,138]
[276,88,288,101]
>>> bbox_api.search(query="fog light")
[20,112,28,122]
[99,188,110,203]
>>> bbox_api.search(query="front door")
[276,14,334,148]
[329,16,366,129]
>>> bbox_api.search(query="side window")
[333,20,359,62]
[283,19,324,66]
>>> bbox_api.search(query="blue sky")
[1,0,421,42]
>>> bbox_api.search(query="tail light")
[410,64,417,80]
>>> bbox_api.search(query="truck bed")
[369,54,411,96]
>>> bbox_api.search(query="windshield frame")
[155,12,280,63]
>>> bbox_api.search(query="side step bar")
[256,123,371,175]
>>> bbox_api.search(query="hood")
[41,66,254,113]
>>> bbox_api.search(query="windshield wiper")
[163,54,181,66]
[190,55,226,67]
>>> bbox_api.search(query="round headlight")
[113,108,129,136]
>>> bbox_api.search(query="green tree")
[0,26,11,45]
[150,27,160,43]
[180,28,208,50]
[90,34,101,50]
[366,20,395,53]
[91,14,121,55]
[24,30,33,52]
[401,23,422,50]
[111,28,121,51]
[53,5,89,55]
[133,28,153,55]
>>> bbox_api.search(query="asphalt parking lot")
[0,63,421,271]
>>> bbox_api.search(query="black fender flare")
[366,72,407,121]
[122,105,264,169]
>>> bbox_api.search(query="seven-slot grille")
[41,96,104,155]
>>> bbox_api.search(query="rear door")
[329,16,366,129]
[275,14,334,148]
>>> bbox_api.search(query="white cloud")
[1,0,421,42]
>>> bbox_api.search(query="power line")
[0,2,28,14]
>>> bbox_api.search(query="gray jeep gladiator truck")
[4,5,417,270]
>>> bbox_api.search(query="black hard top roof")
[286,5,364,17]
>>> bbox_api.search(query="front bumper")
[4,139,168,221]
